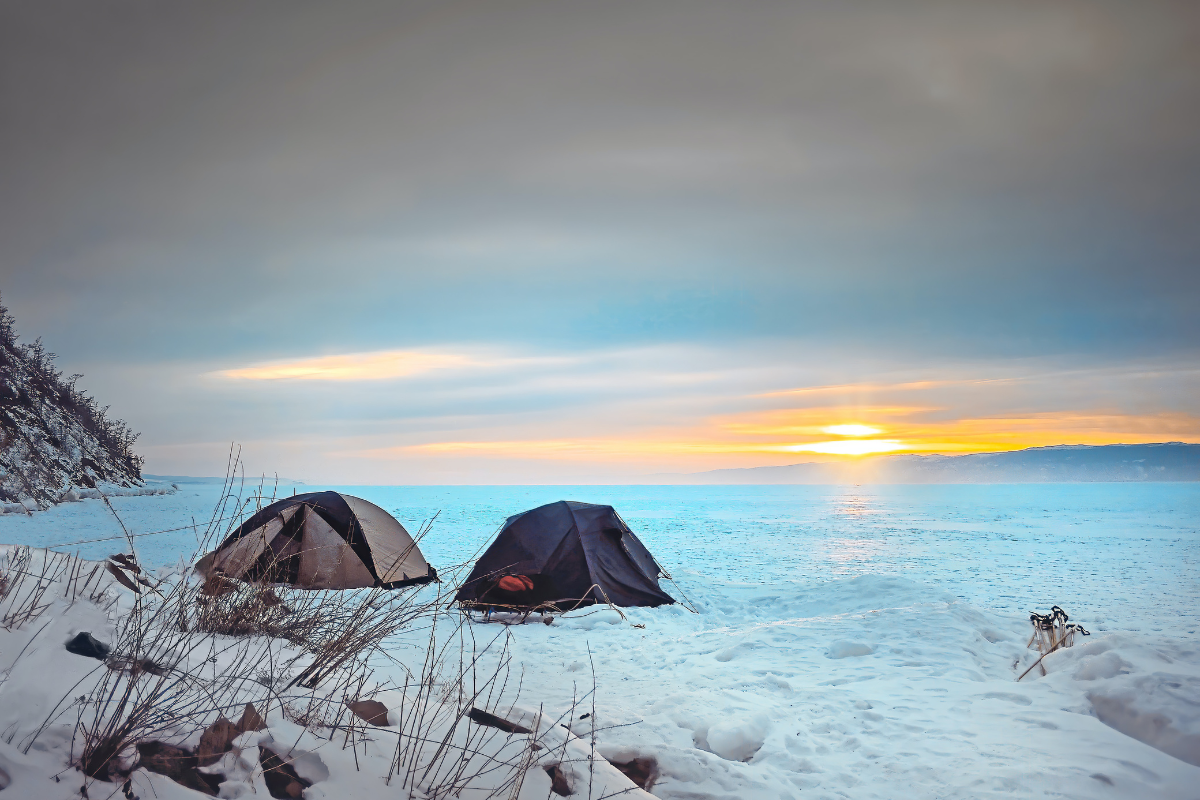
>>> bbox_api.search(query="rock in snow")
[64,631,111,660]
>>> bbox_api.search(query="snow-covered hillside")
[0,296,144,510]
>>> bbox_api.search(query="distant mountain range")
[652,443,1200,484]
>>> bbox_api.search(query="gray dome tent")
[198,491,436,589]
[456,501,674,609]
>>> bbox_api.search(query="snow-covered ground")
[1,482,1198,798]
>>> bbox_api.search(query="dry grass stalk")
[11,449,620,799]
[1,547,112,630]
[18,460,307,781]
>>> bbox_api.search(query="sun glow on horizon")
[785,439,906,455]
[824,424,882,436]
[206,361,1200,477]
[398,436,917,459]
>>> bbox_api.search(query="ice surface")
[1,482,1198,798]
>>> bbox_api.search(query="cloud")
[220,350,474,381]
[1,2,1197,481]
[760,381,964,398]
[785,440,905,455]
[3,0,1198,365]
[68,338,1200,482]
[720,406,941,437]
[396,438,804,458]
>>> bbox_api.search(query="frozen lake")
[4,481,1197,635]
[2,481,1199,798]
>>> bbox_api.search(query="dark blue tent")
[456,501,674,609]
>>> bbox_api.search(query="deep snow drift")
[1,482,1198,799]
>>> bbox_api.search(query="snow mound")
[705,714,769,761]
[1029,633,1200,769]
[827,641,875,659]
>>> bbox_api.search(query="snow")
[826,641,874,659]
[1,481,1198,798]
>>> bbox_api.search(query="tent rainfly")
[197,491,436,589]
[455,500,674,609]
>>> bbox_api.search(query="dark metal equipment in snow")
[456,500,675,611]
[197,491,437,590]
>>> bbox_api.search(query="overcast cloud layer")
[2,1,1198,482]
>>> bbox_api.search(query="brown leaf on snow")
[105,561,141,593]
[197,717,239,767]
[259,746,312,799]
[608,756,659,791]
[237,703,267,733]
[544,763,573,796]
[346,699,390,726]
[136,741,222,796]
[109,554,141,573]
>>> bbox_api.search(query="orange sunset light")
[786,439,905,455]
[823,424,882,436]
[387,408,1200,465]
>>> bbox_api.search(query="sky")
[1,0,1198,483]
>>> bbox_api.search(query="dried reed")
[13,448,608,799]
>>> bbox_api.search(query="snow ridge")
[0,296,143,510]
